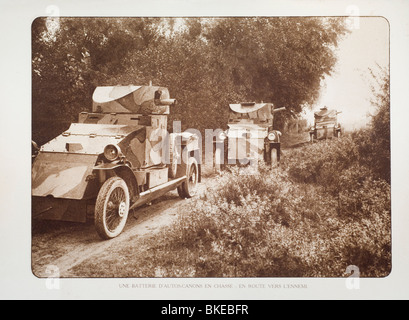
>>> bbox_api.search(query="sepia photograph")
[1,0,409,301]
[31,16,390,279]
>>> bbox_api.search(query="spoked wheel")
[178,157,199,199]
[270,148,278,168]
[95,177,130,240]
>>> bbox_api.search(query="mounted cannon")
[32,84,201,239]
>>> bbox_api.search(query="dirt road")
[31,177,211,278]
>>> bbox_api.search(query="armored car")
[32,85,201,239]
[309,107,342,142]
[214,102,285,170]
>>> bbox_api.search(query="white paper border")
[1,0,408,300]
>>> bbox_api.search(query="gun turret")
[92,85,175,115]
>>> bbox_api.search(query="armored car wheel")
[95,177,130,240]
[270,148,278,167]
[178,157,199,199]
[214,147,222,172]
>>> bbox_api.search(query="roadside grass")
[280,131,310,148]
[71,133,391,278]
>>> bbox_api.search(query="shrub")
[364,65,390,182]
[281,135,360,192]
[278,125,391,276]
[71,156,391,278]
[147,160,390,277]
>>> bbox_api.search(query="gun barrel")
[272,107,286,113]
[158,98,176,106]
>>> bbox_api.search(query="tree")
[203,17,348,113]
[32,17,348,143]
[32,17,163,143]
[368,66,390,182]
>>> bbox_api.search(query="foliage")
[360,66,390,182]
[32,17,163,144]
[72,157,390,278]
[204,17,348,113]
[162,159,390,277]
[282,64,390,186]
[32,17,348,144]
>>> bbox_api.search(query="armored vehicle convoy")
[32,85,201,239]
[309,107,342,142]
[214,102,285,170]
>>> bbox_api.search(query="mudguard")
[32,152,99,200]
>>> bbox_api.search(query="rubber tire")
[95,177,130,240]
[214,147,222,172]
[178,157,199,199]
[271,148,278,168]
[168,133,179,178]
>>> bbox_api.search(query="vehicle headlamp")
[268,132,276,141]
[218,131,227,140]
[104,144,121,161]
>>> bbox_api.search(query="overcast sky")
[305,17,390,130]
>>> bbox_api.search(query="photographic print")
[1,0,409,303]
[30,15,391,280]
[30,16,391,281]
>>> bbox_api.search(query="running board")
[130,176,186,211]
